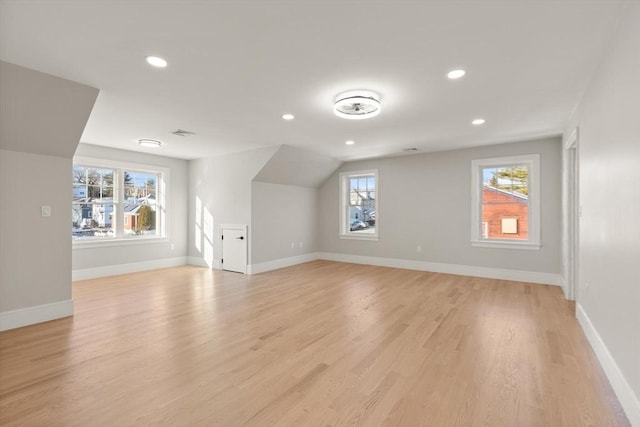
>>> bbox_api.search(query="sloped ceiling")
[0,2,625,160]
[0,61,98,159]
[253,145,342,188]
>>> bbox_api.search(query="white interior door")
[221,224,247,274]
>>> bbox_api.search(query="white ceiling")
[0,1,623,161]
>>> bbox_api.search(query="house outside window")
[72,157,168,243]
[471,154,540,250]
[339,169,378,240]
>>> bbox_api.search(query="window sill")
[471,240,541,250]
[339,234,379,241]
[73,236,169,249]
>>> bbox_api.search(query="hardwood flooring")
[0,261,629,426]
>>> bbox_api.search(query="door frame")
[565,128,579,301]
[219,224,248,274]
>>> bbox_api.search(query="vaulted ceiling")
[0,1,624,160]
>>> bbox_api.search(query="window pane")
[367,177,375,190]
[71,204,114,239]
[358,178,367,191]
[347,174,376,235]
[481,165,528,240]
[73,166,114,200]
[123,203,157,237]
[124,171,159,238]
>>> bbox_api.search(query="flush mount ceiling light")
[145,56,167,68]
[282,113,295,120]
[472,118,486,125]
[447,69,466,79]
[138,139,162,148]
[334,90,381,120]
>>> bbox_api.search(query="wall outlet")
[416,245,422,253]
[291,242,295,249]
[170,243,175,251]
[41,205,51,217]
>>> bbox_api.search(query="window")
[72,157,167,242]
[339,170,378,240]
[471,154,540,249]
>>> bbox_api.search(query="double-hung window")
[72,157,167,242]
[339,170,378,240]
[471,154,540,249]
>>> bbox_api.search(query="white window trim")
[72,156,170,248]
[470,154,541,250]
[339,169,379,241]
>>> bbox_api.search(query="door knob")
[236,236,244,240]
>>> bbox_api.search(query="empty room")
[0,1,638,426]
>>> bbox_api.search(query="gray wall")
[565,2,640,404]
[0,62,98,315]
[318,137,562,274]
[251,182,318,265]
[0,150,73,311]
[72,144,189,271]
[189,146,278,266]
[0,61,98,158]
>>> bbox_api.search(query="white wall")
[318,137,562,278]
[71,144,189,277]
[565,2,640,422]
[188,146,278,267]
[250,182,318,266]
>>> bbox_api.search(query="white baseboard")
[0,299,74,331]
[576,304,640,426]
[316,252,564,286]
[187,256,211,268]
[248,252,320,275]
[72,256,188,281]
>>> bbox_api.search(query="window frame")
[339,169,379,241]
[470,154,540,250]
[73,156,169,248]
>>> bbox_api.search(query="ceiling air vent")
[171,129,196,137]
[403,147,418,152]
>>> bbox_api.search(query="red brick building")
[482,185,528,239]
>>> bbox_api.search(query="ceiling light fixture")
[447,69,466,79]
[345,140,355,145]
[334,90,381,120]
[138,139,162,148]
[146,56,167,68]
[472,118,486,125]
[282,113,295,120]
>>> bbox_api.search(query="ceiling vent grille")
[171,129,196,137]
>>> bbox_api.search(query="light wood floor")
[0,261,629,426]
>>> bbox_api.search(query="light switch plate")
[41,205,51,217]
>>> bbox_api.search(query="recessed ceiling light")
[282,113,295,120]
[334,90,381,120]
[345,140,355,145]
[146,56,167,68]
[138,139,162,148]
[472,118,486,126]
[447,69,466,79]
